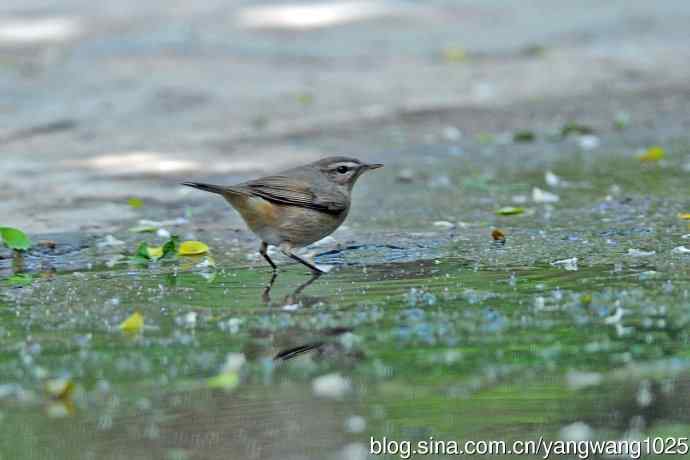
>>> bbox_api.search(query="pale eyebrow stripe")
[330,162,360,169]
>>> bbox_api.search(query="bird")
[182,156,383,274]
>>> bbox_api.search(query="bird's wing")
[240,175,347,214]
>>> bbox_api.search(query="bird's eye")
[336,166,349,174]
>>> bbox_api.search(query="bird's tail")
[181,181,227,195]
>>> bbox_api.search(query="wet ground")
[2,1,690,459]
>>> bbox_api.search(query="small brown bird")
[183,156,383,274]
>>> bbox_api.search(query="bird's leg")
[283,271,322,305]
[260,241,277,271]
[280,245,324,274]
[262,271,278,304]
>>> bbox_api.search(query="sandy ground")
[2,0,690,233]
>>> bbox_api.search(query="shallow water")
[2,132,690,459]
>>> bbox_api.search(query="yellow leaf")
[45,378,75,400]
[442,46,467,62]
[207,371,239,390]
[639,146,665,161]
[147,246,163,259]
[178,240,209,256]
[119,312,144,334]
[678,213,690,220]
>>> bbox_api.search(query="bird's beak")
[365,163,384,170]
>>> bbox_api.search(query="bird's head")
[314,156,383,189]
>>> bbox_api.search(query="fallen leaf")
[491,229,506,243]
[45,378,75,400]
[119,312,144,334]
[38,240,57,249]
[639,146,665,162]
[496,207,525,216]
[296,92,314,105]
[7,273,33,286]
[0,227,32,251]
[561,122,594,138]
[442,46,467,62]
[613,111,630,130]
[127,197,144,208]
[133,235,179,261]
[678,213,690,220]
[128,225,158,233]
[513,130,536,143]
[178,240,209,256]
[147,245,164,259]
[207,371,239,390]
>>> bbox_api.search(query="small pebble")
[433,221,455,230]
[532,187,560,203]
[551,257,578,271]
[577,135,600,150]
[545,170,561,187]
[396,168,415,183]
[671,246,690,254]
[560,422,593,441]
[312,373,351,399]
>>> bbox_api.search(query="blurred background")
[2,0,690,232]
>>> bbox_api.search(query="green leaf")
[161,235,179,259]
[561,122,594,138]
[0,227,32,251]
[7,273,33,286]
[135,242,151,260]
[128,225,157,233]
[496,206,525,216]
[132,235,179,262]
[207,371,239,390]
[513,130,536,143]
[127,197,144,208]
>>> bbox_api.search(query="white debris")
[443,126,462,141]
[221,353,246,373]
[604,307,624,324]
[219,318,242,334]
[337,443,368,460]
[96,235,124,248]
[396,168,415,183]
[433,220,455,229]
[566,371,603,390]
[511,194,528,204]
[577,135,600,150]
[636,381,654,407]
[181,312,197,327]
[156,228,171,239]
[532,187,560,203]
[312,373,351,399]
[560,422,593,442]
[545,170,561,187]
[551,257,578,271]
[627,248,656,257]
[344,415,367,433]
[671,246,690,254]
[681,234,690,240]
[0,17,82,45]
